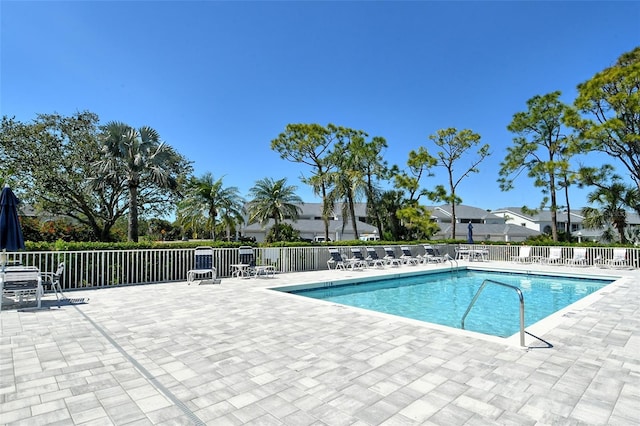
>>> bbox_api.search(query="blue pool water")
[284,270,614,338]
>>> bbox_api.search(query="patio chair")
[607,248,630,269]
[511,246,532,264]
[236,246,276,278]
[455,246,470,260]
[565,247,587,267]
[365,247,386,268]
[1,266,42,309]
[187,246,217,284]
[423,245,445,263]
[383,247,403,267]
[542,247,563,265]
[400,246,420,265]
[350,247,370,268]
[470,247,489,262]
[327,248,363,270]
[41,262,65,306]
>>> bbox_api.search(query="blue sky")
[2,1,639,212]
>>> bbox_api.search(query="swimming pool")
[280,270,614,338]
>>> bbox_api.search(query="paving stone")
[134,394,173,414]
[1,265,638,425]
[426,402,475,425]
[398,394,449,422]
[31,398,67,416]
[103,400,147,424]
[14,407,73,425]
[1,406,32,423]
[0,394,40,413]
[70,406,109,424]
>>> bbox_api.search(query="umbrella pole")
[1,249,5,312]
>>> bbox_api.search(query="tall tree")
[582,183,636,244]
[572,46,640,214]
[557,167,579,239]
[271,124,337,241]
[96,122,189,242]
[326,127,372,239]
[246,177,303,242]
[499,91,575,241]
[0,112,128,241]
[176,174,245,240]
[352,135,391,238]
[423,128,490,239]
[578,165,639,243]
[378,190,406,240]
[394,146,436,203]
[393,147,438,240]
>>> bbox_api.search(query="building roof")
[296,202,368,218]
[243,218,377,235]
[436,223,540,239]
[431,204,501,221]
[493,207,585,222]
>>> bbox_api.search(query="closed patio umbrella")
[1,184,27,310]
[467,222,474,244]
[0,184,25,254]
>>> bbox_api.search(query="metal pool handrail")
[461,279,526,347]
[443,254,459,276]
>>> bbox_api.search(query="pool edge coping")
[264,264,626,349]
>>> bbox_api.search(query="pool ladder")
[461,279,526,347]
[444,254,458,271]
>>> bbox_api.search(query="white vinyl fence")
[2,244,638,292]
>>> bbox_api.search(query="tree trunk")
[321,184,330,241]
[210,207,217,241]
[128,183,139,242]
[100,227,112,242]
[366,178,384,239]
[274,217,280,241]
[549,174,558,242]
[449,170,456,240]
[347,190,358,239]
[564,178,571,241]
[451,202,457,240]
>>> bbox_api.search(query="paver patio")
[1,262,639,425]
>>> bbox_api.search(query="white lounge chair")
[542,247,563,265]
[606,248,630,269]
[327,248,364,270]
[511,246,532,263]
[383,247,403,267]
[365,247,386,268]
[400,246,420,265]
[565,247,587,267]
[423,245,445,263]
[187,247,217,284]
[350,247,370,268]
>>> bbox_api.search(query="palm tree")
[96,122,184,242]
[304,170,334,240]
[246,177,303,241]
[582,182,636,243]
[327,169,364,239]
[176,174,244,240]
[358,136,391,237]
[326,134,370,239]
[378,190,406,240]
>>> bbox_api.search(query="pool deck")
[1,261,639,425]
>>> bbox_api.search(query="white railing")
[2,244,638,291]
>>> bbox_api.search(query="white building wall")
[493,212,541,232]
